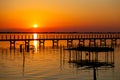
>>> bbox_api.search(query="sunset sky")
[0,0,120,32]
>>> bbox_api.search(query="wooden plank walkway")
[0,32,120,41]
[0,32,120,49]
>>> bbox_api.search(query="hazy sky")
[0,0,120,32]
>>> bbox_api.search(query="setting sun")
[33,24,38,28]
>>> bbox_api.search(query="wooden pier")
[60,43,115,80]
[65,46,114,52]
[0,32,120,50]
[61,45,115,78]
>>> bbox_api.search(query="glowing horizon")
[0,0,120,32]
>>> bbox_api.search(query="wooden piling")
[20,44,23,52]
[67,40,73,48]
[52,40,59,48]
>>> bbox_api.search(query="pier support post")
[69,50,72,62]
[10,40,15,49]
[112,51,114,64]
[79,39,85,46]
[111,39,117,46]
[89,52,91,62]
[20,44,23,52]
[25,40,30,52]
[89,39,96,47]
[100,39,106,47]
[95,52,98,62]
[52,40,59,48]
[105,52,109,63]
[80,51,82,62]
[39,40,45,48]
[67,40,73,48]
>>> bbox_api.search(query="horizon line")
[0,32,120,34]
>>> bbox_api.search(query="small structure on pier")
[64,45,115,80]
[65,44,114,64]
[65,45,114,52]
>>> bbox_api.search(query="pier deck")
[0,32,120,49]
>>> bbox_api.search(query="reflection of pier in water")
[0,48,30,77]
[0,44,116,80]
[61,44,115,80]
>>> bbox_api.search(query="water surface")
[0,35,120,80]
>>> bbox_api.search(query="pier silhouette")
[0,32,120,51]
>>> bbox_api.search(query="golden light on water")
[34,33,37,51]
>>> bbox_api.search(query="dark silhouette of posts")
[39,40,45,48]
[79,39,85,46]
[111,39,117,46]
[89,39,96,47]
[10,41,15,49]
[26,45,29,52]
[25,40,30,52]
[93,67,97,80]
[100,39,106,47]
[20,44,23,52]
[0,32,120,50]
[52,40,59,48]
[67,40,73,48]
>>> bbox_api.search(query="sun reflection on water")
[33,33,37,52]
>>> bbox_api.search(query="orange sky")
[0,0,120,32]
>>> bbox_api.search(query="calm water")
[0,34,120,80]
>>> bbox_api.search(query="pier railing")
[0,32,120,49]
[0,32,120,41]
